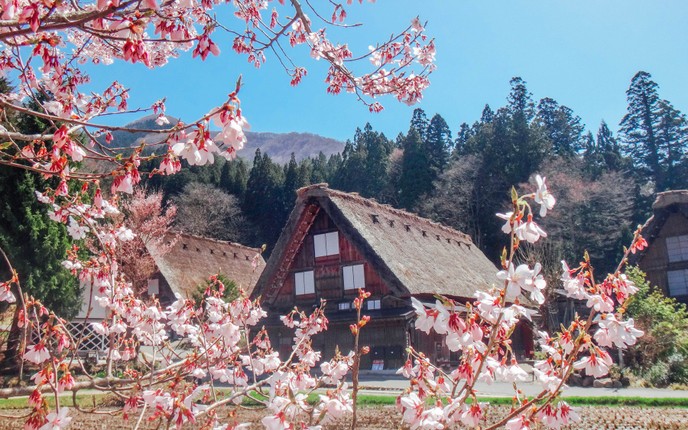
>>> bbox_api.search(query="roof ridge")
[297,184,473,244]
[169,231,263,253]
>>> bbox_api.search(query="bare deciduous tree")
[173,183,257,245]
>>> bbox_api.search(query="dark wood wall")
[269,318,409,371]
[273,211,394,312]
[640,212,688,303]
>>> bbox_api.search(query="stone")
[568,374,583,386]
[593,378,617,388]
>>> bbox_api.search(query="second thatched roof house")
[252,184,534,369]
[632,190,688,304]
[72,232,265,355]
[145,232,266,305]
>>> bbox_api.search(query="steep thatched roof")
[632,190,688,264]
[653,190,688,210]
[255,184,497,304]
[147,233,265,298]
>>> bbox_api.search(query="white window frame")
[666,235,688,263]
[343,264,365,291]
[667,269,688,297]
[295,270,315,296]
[367,299,381,310]
[314,231,339,258]
[338,302,351,311]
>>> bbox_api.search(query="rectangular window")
[147,279,160,296]
[314,232,339,258]
[667,269,688,296]
[295,271,315,295]
[666,235,688,263]
[367,299,381,310]
[338,302,351,311]
[343,264,365,290]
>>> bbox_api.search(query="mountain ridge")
[102,115,345,164]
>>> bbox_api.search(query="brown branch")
[0,0,139,40]
[0,376,135,399]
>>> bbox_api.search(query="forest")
[150,71,686,273]
[2,70,686,318]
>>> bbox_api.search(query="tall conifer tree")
[398,129,433,210]
[620,71,664,188]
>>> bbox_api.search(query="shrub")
[644,362,670,387]
[625,267,688,386]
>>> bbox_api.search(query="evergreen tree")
[480,104,494,124]
[308,152,331,184]
[398,129,433,210]
[425,114,451,177]
[331,124,392,200]
[657,100,688,189]
[0,79,79,319]
[219,158,249,198]
[332,138,366,192]
[0,170,80,317]
[243,150,285,250]
[507,77,535,123]
[582,131,603,175]
[536,97,584,157]
[620,71,664,189]
[409,108,429,142]
[454,122,472,156]
[505,78,549,182]
[432,78,549,260]
[596,121,626,172]
[360,124,392,199]
[326,153,343,179]
[279,153,306,223]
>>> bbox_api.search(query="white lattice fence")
[30,321,107,353]
[70,321,107,352]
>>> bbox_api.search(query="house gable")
[636,195,688,303]
[266,209,404,312]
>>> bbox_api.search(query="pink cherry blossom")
[573,348,613,378]
[24,342,50,364]
[411,297,435,334]
[534,174,556,217]
[506,414,532,430]
[594,314,644,348]
[459,402,485,427]
[515,215,548,243]
[39,407,72,430]
[560,261,587,299]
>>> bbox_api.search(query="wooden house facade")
[252,184,534,370]
[633,190,688,304]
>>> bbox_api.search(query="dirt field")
[0,405,686,429]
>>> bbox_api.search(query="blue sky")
[90,1,688,142]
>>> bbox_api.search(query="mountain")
[101,115,345,164]
[241,131,343,164]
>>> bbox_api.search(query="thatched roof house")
[632,190,688,304]
[147,232,266,303]
[255,184,497,306]
[252,185,532,368]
